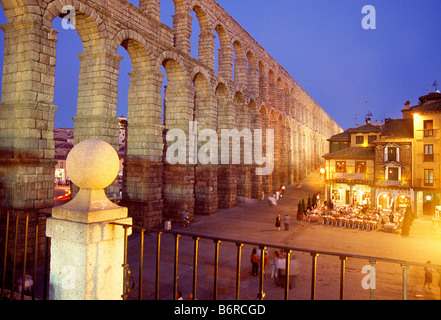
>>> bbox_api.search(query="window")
[424,144,434,162]
[355,161,366,174]
[424,169,434,186]
[331,142,349,153]
[388,167,399,181]
[384,145,400,162]
[336,161,346,173]
[388,147,397,162]
[424,120,434,137]
[331,142,340,153]
[356,136,364,145]
[368,135,377,144]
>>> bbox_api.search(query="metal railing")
[0,208,51,300]
[2,208,440,300]
[112,222,441,301]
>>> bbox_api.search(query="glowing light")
[426,195,432,201]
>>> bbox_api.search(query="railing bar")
[402,264,409,300]
[138,229,145,300]
[311,253,318,300]
[369,259,376,301]
[340,256,347,300]
[43,236,50,300]
[284,249,291,300]
[11,210,20,299]
[1,209,10,297]
[109,222,429,268]
[21,212,29,300]
[155,232,162,300]
[173,234,180,301]
[213,240,220,300]
[235,243,243,300]
[192,237,199,300]
[33,214,39,300]
[258,246,266,300]
[105,222,441,301]
[122,226,129,300]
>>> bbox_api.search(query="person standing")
[275,215,281,231]
[424,261,433,289]
[250,248,259,277]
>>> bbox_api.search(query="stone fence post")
[46,139,132,300]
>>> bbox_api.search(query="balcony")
[416,153,439,163]
[415,129,439,140]
[334,172,366,180]
[413,179,440,189]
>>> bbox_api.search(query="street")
[125,171,441,300]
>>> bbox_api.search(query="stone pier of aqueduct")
[0,0,341,228]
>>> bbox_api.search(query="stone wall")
[0,0,342,228]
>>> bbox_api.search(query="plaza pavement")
[126,171,441,300]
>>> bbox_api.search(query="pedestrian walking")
[251,248,259,277]
[276,252,286,287]
[275,215,281,231]
[270,251,279,279]
[181,208,189,227]
[288,256,301,289]
[284,214,290,231]
[268,196,277,207]
[424,261,433,289]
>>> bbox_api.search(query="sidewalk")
[126,171,441,300]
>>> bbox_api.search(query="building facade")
[324,90,441,218]
[323,119,380,207]
[403,91,441,217]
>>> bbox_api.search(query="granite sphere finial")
[66,139,119,190]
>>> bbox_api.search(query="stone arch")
[192,70,218,215]
[112,29,155,73]
[290,88,296,117]
[156,50,189,86]
[232,39,246,86]
[193,71,214,126]
[246,50,258,95]
[276,77,284,111]
[42,0,106,52]
[189,3,212,65]
[214,23,231,79]
[258,60,269,101]
[268,69,277,107]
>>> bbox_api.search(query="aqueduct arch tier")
[0,0,341,227]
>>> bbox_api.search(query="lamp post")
[320,167,328,202]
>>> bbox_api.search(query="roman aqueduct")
[0,0,341,228]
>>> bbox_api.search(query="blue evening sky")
[0,1,440,130]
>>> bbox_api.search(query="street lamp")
[320,168,328,201]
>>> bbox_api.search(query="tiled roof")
[328,129,352,142]
[350,122,382,133]
[374,119,413,143]
[323,146,375,159]
[405,92,441,113]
